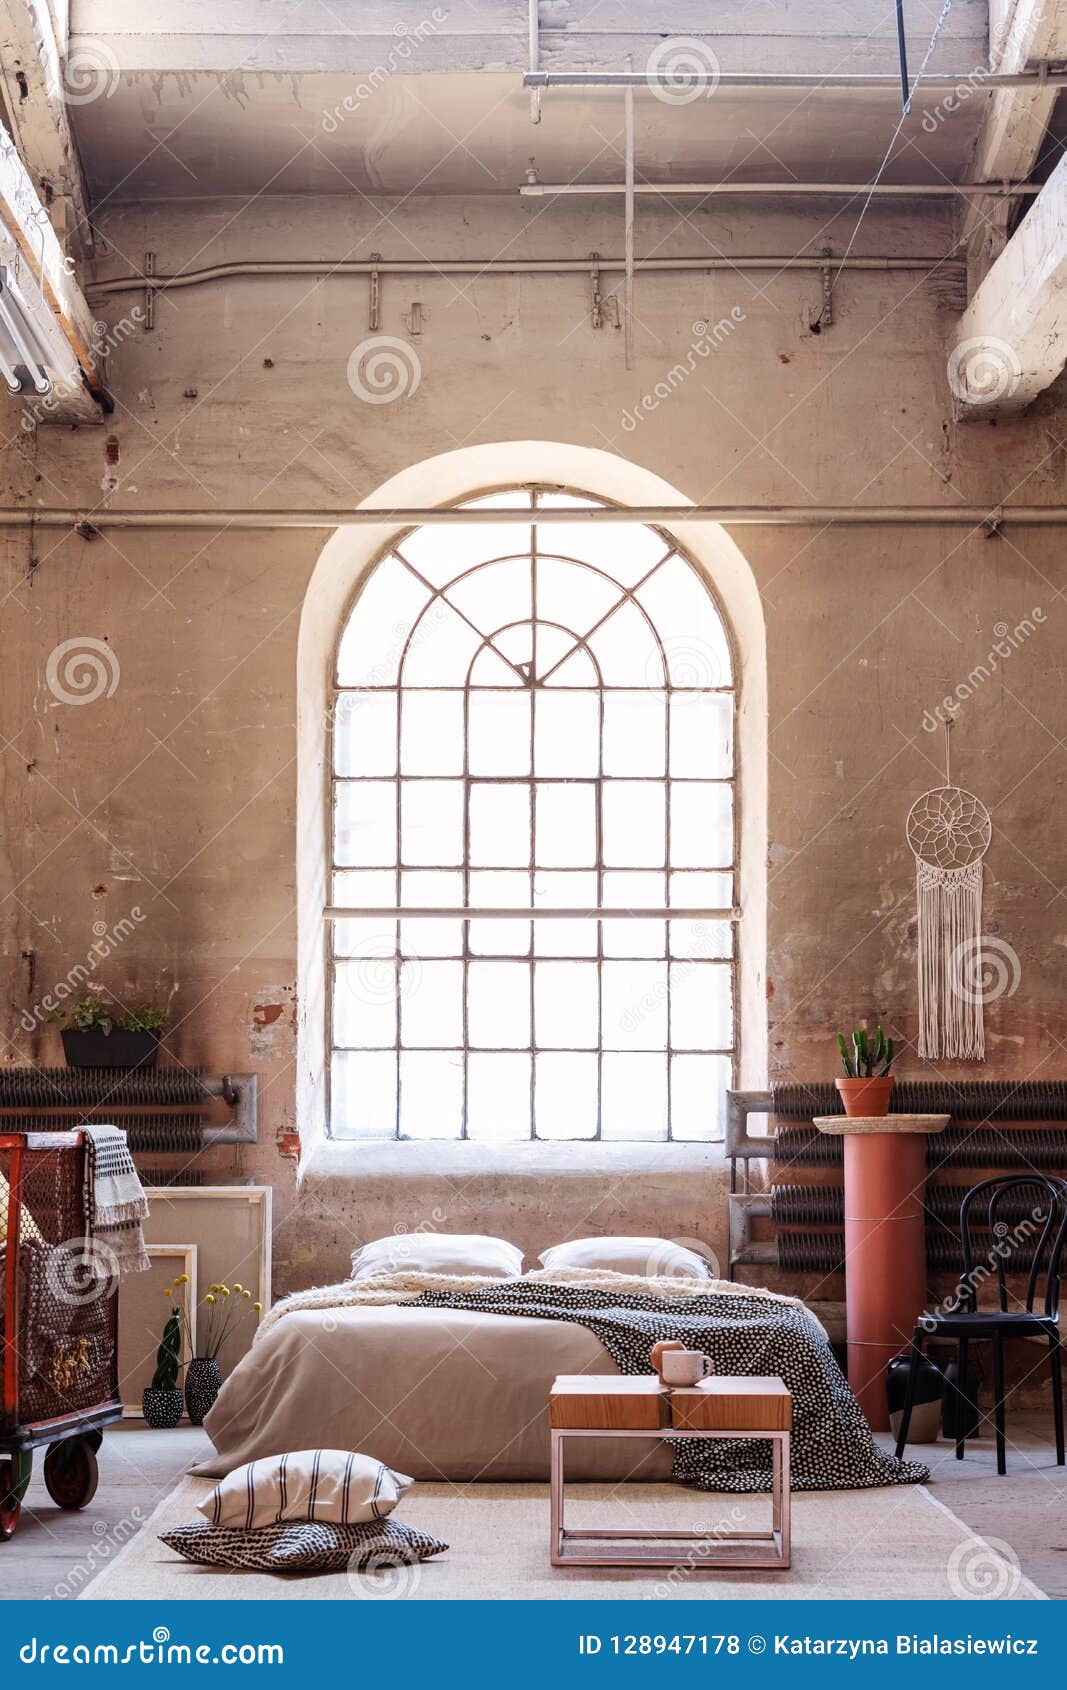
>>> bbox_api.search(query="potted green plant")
[49,994,166,1068]
[142,1282,186,1427]
[835,1025,895,1117]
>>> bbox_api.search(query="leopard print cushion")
[160,1516,447,1573]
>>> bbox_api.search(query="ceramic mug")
[659,1348,714,1387]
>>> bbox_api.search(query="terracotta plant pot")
[835,1075,894,1118]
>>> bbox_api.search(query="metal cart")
[0,1131,122,1540]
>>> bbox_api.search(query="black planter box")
[61,1028,160,1069]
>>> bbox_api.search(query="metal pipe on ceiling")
[623,83,635,372]
[85,254,962,298]
[2,506,1065,531]
[524,68,1067,90]
[518,181,1042,198]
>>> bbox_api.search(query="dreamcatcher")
[905,726,992,1061]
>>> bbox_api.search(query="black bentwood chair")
[894,1175,1067,1475]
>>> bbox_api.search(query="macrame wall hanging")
[905,724,993,1061]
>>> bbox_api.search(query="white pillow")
[538,1236,713,1280]
[349,1232,524,1281]
[198,1451,412,1529]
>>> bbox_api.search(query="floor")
[1,1418,1065,1600]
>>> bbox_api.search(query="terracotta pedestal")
[813,1114,949,1431]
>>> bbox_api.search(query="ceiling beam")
[0,119,103,422]
[962,0,1067,284]
[951,146,1067,416]
[0,0,92,260]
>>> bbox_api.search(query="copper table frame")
[549,1426,791,1570]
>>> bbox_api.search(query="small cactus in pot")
[835,1025,895,1117]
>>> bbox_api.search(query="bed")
[193,1269,927,1491]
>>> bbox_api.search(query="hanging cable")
[895,1,911,110]
[834,0,955,289]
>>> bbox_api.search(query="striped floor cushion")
[199,1450,412,1528]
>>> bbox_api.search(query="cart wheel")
[43,1438,99,1510]
[0,1452,33,1541]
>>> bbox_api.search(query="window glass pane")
[669,870,733,909]
[469,691,531,775]
[603,918,665,959]
[535,783,595,867]
[671,1054,730,1141]
[670,693,733,778]
[400,918,463,958]
[336,556,430,685]
[601,1054,667,1140]
[332,958,397,1048]
[669,918,733,960]
[468,961,531,1048]
[535,1053,598,1139]
[331,1051,397,1138]
[469,644,522,686]
[588,601,664,687]
[334,781,396,866]
[399,1051,464,1139]
[333,692,397,776]
[400,959,463,1047]
[401,779,463,866]
[400,692,464,774]
[333,915,397,960]
[670,963,732,1049]
[602,961,668,1050]
[533,522,669,586]
[401,870,463,907]
[602,871,665,908]
[542,644,599,687]
[532,917,598,958]
[469,870,531,907]
[470,785,530,867]
[469,917,531,956]
[603,780,665,867]
[636,554,732,688]
[397,521,530,589]
[447,557,531,636]
[670,783,733,869]
[535,555,622,634]
[492,624,534,671]
[603,692,665,775]
[532,874,598,957]
[400,600,484,686]
[333,869,395,909]
[467,1053,530,1140]
[534,690,599,776]
[535,961,598,1048]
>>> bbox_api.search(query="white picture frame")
[141,1186,272,1371]
[119,1243,197,1414]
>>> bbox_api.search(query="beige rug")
[82,1475,1046,1601]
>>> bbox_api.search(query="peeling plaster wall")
[2,192,1066,1297]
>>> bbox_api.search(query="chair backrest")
[958,1174,1067,1317]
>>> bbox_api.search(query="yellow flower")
[233,1283,244,1293]
[205,1294,216,1305]
[252,1302,262,1312]
[210,1283,221,1292]
[163,1287,173,1297]
[218,1286,231,1297]
[175,1274,190,1286]
[241,1289,251,1299]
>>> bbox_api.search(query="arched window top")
[337,489,733,694]
[328,485,738,1143]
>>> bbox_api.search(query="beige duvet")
[194,1269,813,1482]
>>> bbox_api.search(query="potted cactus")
[143,1288,185,1428]
[835,1025,895,1117]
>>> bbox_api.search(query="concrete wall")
[3,191,1065,1295]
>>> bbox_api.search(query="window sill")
[299,1136,721,1185]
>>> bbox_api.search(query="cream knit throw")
[256,1266,821,1345]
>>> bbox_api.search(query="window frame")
[324,482,741,1142]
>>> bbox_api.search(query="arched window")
[327,487,737,1141]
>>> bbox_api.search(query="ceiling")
[66,0,995,202]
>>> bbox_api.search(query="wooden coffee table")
[548,1374,791,1570]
